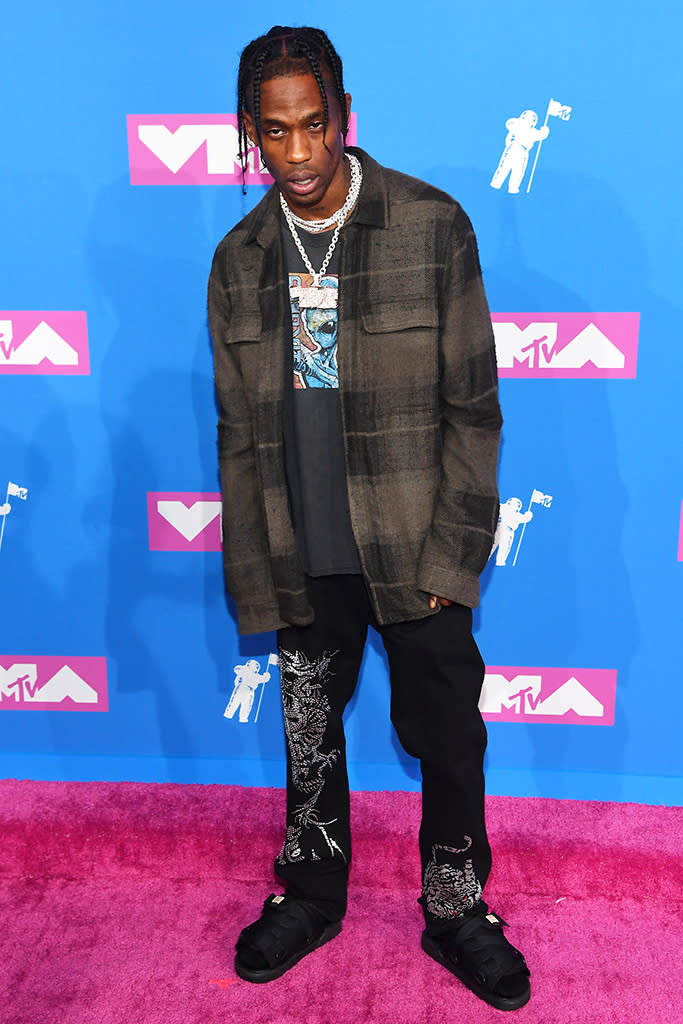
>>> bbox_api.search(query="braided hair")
[237,26,348,186]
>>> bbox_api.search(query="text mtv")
[479,667,617,725]
[0,658,108,712]
[492,313,639,379]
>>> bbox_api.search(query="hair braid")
[236,26,348,192]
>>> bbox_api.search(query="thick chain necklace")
[280,153,362,288]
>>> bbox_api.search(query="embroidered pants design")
[276,648,346,865]
[275,575,490,925]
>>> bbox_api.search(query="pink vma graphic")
[480,667,617,725]
[0,312,89,375]
[0,657,108,712]
[148,492,222,551]
[127,113,358,186]
[491,313,639,379]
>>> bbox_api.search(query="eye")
[265,127,285,139]
[309,121,324,131]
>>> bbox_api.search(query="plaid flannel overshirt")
[208,148,502,635]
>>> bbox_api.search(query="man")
[208,26,530,1011]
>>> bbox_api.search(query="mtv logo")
[0,312,89,375]
[0,656,108,712]
[480,666,617,725]
[148,492,222,551]
[491,313,639,379]
[127,114,358,186]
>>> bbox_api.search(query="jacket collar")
[243,146,388,247]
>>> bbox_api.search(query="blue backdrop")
[2,2,681,804]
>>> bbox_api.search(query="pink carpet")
[0,781,680,1024]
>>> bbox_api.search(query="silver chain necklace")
[280,153,362,288]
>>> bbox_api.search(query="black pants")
[275,574,491,932]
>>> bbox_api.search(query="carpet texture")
[0,780,680,1023]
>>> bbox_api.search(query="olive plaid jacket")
[208,148,502,635]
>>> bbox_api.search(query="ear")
[242,109,258,147]
[344,92,352,128]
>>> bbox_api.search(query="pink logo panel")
[128,113,358,185]
[0,312,89,375]
[148,492,222,551]
[0,657,108,712]
[480,666,617,725]
[492,313,639,379]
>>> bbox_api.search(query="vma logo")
[224,654,279,724]
[0,313,89,375]
[0,657,108,712]
[480,667,616,725]
[128,114,358,186]
[490,98,572,195]
[147,492,222,551]
[492,313,639,379]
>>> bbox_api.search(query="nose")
[286,129,311,164]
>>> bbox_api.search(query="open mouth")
[287,175,320,196]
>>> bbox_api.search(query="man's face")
[244,71,352,222]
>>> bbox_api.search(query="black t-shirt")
[281,217,361,576]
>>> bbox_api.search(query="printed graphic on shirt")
[289,273,339,389]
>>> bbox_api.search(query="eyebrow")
[261,109,326,127]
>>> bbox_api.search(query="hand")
[429,595,453,610]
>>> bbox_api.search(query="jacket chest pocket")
[359,299,438,335]
[355,300,440,398]
[225,312,263,346]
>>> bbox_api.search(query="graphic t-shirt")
[282,217,361,576]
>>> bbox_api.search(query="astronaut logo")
[224,654,279,724]
[0,481,28,556]
[489,489,553,567]
[490,98,572,195]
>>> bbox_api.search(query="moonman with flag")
[490,110,549,193]
[0,482,29,554]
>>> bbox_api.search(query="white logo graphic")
[138,123,256,175]
[489,489,553,567]
[156,499,221,542]
[494,321,626,372]
[480,673,604,719]
[0,664,98,705]
[224,654,278,724]
[0,319,79,366]
[490,98,572,194]
[0,481,28,555]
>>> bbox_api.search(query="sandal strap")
[447,909,529,990]
[236,895,327,969]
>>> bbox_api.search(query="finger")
[429,595,437,609]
